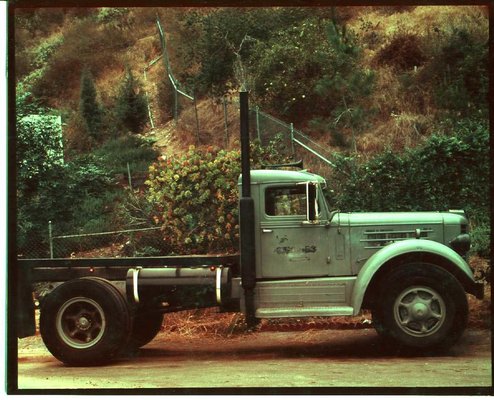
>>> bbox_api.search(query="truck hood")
[343,212,446,226]
[339,211,468,227]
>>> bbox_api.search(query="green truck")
[14,92,483,366]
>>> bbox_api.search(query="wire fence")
[18,223,167,259]
[154,15,337,168]
[17,15,340,260]
[156,16,199,142]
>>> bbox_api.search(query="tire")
[40,277,132,366]
[375,263,468,352]
[128,309,164,349]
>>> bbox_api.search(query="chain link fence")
[248,107,337,169]
[156,16,199,142]
[154,15,337,170]
[18,223,168,259]
[17,16,340,260]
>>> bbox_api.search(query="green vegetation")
[114,68,148,133]
[14,6,489,259]
[144,140,290,255]
[79,68,103,141]
[326,117,490,257]
[15,85,158,257]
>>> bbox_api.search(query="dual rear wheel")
[40,277,163,366]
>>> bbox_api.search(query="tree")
[79,67,103,140]
[114,68,148,133]
[16,84,63,192]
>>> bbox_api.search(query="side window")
[265,186,307,216]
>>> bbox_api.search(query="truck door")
[259,184,330,279]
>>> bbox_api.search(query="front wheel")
[40,277,132,366]
[375,263,468,352]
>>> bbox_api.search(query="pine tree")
[79,68,103,140]
[115,68,148,133]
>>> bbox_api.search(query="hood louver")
[361,228,434,249]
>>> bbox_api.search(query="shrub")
[145,141,290,255]
[470,221,490,259]
[252,15,374,134]
[114,68,149,133]
[146,146,242,254]
[417,23,488,116]
[79,68,104,141]
[326,117,489,256]
[17,154,116,257]
[177,8,333,96]
[376,33,426,71]
[92,135,159,175]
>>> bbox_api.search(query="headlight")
[449,233,471,256]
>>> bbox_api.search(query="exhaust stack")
[239,90,257,328]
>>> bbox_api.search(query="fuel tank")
[125,267,232,310]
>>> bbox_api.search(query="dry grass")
[160,308,375,339]
[350,6,487,43]
[346,5,487,156]
[357,112,433,154]
[162,309,246,338]
[468,285,491,329]
[467,256,491,329]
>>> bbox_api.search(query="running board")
[255,306,354,319]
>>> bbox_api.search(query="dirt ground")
[17,327,491,391]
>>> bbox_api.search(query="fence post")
[193,90,200,144]
[223,96,229,147]
[143,68,155,129]
[256,106,261,143]
[127,162,133,189]
[48,220,54,259]
[173,86,178,125]
[290,123,295,155]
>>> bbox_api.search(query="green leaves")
[327,117,489,255]
[145,141,288,255]
[145,146,241,254]
[79,68,103,140]
[114,68,148,133]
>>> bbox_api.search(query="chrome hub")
[76,316,91,330]
[394,286,446,337]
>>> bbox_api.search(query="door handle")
[262,229,273,233]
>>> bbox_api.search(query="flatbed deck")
[16,254,240,282]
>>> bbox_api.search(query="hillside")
[14,6,488,156]
[14,6,489,262]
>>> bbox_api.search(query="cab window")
[265,186,307,216]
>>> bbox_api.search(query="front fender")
[351,239,476,315]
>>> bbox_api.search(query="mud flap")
[16,272,36,338]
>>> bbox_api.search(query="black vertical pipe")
[239,90,257,328]
[240,91,251,198]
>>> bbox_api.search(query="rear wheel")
[40,277,131,366]
[374,263,468,351]
[128,309,164,349]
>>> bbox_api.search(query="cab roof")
[238,169,326,185]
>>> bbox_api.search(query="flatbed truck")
[14,92,484,366]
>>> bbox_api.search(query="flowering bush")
[145,141,290,255]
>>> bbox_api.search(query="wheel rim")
[393,286,446,337]
[56,297,106,349]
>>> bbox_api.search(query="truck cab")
[237,168,482,350]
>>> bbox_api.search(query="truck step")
[255,306,354,319]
